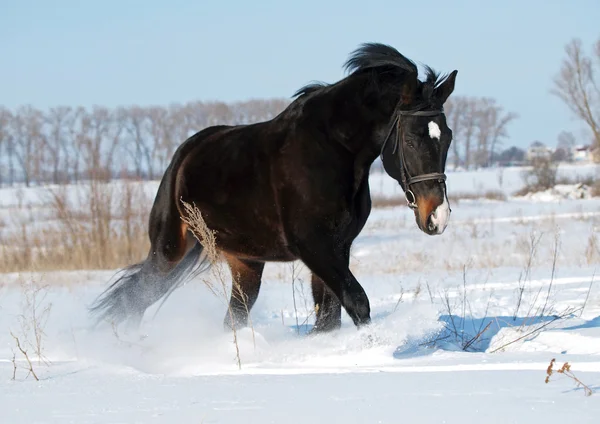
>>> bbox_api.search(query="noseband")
[380,109,447,209]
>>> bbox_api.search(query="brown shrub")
[448,190,507,204]
[592,180,600,197]
[0,180,152,273]
[517,157,558,195]
[372,190,506,209]
[370,195,405,208]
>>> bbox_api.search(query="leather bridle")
[380,108,447,209]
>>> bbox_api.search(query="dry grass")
[545,358,594,396]
[516,166,599,197]
[586,233,600,264]
[448,190,507,203]
[371,190,506,209]
[486,231,590,354]
[0,180,152,273]
[180,199,251,369]
[425,270,494,352]
[592,181,600,197]
[10,332,39,381]
[370,195,405,208]
[424,230,586,354]
[516,158,559,196]
[9,277,53,381]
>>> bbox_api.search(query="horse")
[89,42,458,334]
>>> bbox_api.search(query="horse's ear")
[434,70,458,104]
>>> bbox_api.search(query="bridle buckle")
[405,189,417,209]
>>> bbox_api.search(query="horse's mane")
[343,42,418,76]
[292,81,329,98]
[292,43,452,102]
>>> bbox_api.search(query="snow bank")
[517,183,593,202]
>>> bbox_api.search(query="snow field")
[1,165,600,422]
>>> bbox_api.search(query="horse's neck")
[331,88,398,163]
[325,88,399,194]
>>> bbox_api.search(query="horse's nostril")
[427,215,437,232]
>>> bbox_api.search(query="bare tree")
[0,107,13,186]
[206,101,234,126]
[184,101,209,131]
[167,104,190,152]
[445,96,467,170]
[146,106,170,177]
[461,98,478,170]
[556,130,576,162]
[44,106,72,184]
[552,37,600,156]
[488,107,518,167]
[473,98,518,168]
[474,98,494,168]
[123,106,152,179]
[66,107,86,183]
[77,106,123,181]
[2,93,520,183]
[557,130,577,149]
[232,99,289,124]
[10,106,45,186]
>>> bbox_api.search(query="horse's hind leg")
[311,274,342,333]
[223,255,265,330]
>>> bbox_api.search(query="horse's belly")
[207,218,297,262]
[215,233,297,262]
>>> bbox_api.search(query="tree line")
[0,99,289,186]
[1,34,597,187]
[552,36,600,155]
[445,34,600,169]
[443,96,518,170]
[0,94,522,187]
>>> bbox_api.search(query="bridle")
[380,108,447,209]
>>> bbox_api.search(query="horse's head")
[381,68,457,236]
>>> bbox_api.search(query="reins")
[380,108,447,209]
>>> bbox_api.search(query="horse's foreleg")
[310,274,342,332]
[296,241,371,329]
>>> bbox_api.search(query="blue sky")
[1,0,598,149]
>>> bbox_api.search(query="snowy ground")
[1,165,600,423]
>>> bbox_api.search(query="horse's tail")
[89,126,228,327]
[88,242,207,327]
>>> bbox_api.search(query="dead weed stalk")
[0,179,151,272]
[545,358,594,397]
[10,332,39,381]
[10,277,53,380]
[180,199,254,370]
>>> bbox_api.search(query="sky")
[1,0,599,149]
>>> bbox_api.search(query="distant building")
[526,141,552,162]
[573,145,593,162]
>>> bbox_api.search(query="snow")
[518,183,593,202]
[3,364,597,423]
[370,162,599,199]
[428,121,441,140]
[1,168,600,422]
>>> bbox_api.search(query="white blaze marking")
[428,121,441,140]
[430,190,450,234]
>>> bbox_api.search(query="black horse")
[90,43,458,333]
